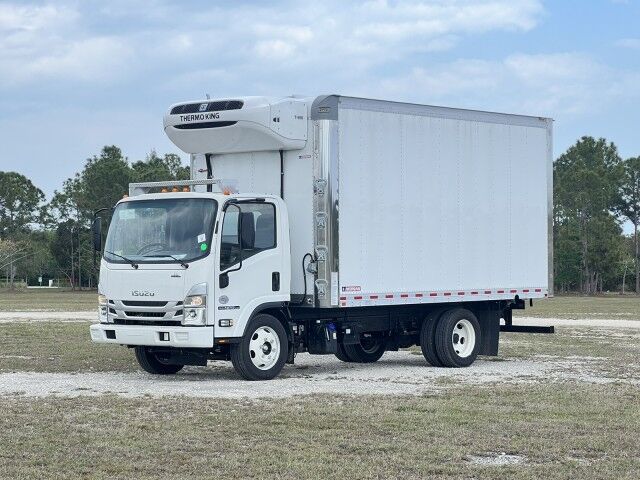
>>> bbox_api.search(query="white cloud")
[355,0,542,39]
[0,0,545,87]
[0,3,77,32]
[374,52,639,117]
[254,39,297,60]
[0,3,132,86]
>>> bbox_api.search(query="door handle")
[272,272,280,292]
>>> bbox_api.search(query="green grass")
[0,289,96,312]
[1,317,639,478]
[1,384,638,479]
[0,321,136,373]
[516,295,640,319]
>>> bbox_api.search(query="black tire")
[343,333,385,363]
[231,314,288,380]
[420,310,445,367]
[134,346,184,375]
[435,308,481,367]
[335,342,354,362]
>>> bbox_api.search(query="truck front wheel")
[134,347,184,375]
[434,308,480,367]
[231,314,289,380]
[342,333,385,363]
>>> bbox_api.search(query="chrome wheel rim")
[452,319,475,358]
[249,326,280,370]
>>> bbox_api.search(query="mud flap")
[476,310,500,356]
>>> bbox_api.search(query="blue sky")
[1,0,639,202]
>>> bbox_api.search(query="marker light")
[184,295,205,307]
[98,294,108,323]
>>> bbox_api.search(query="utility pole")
[77,227,82,290]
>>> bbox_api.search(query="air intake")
[170,100,243,115]
[174,121,237,130]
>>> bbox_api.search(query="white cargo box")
[167,95,552,308]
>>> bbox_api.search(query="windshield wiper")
[105,250,139,269]
[143,254,189,269]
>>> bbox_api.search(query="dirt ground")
[0,306,638,479]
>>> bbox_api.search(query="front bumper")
[90,323,214,348]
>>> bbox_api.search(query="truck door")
[215,200,290,337]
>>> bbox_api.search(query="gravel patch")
[0,311,94,323]
[514,316,640,328]
[0,351,556,399]
[467,452,526,466]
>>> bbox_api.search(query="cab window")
[220,202,276,270]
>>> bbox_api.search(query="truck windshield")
[104,198,217,265]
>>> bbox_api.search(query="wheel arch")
[246,302,293,344]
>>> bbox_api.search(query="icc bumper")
[90,323,214,348]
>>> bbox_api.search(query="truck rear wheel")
[231,314,288,380]
[335,342,353,362]
[434,308,480,367]
[420,310,444,367]
[134,347,184,375]
[343,333,385,363]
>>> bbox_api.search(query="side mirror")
[219,272,229,289]
[92,217,102,252]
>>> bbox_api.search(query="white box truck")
[90,95,553,380]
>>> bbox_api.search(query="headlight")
[183,294,207,326]
[98,294,107,306]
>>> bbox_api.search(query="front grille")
[174,121,237,130]
[121,300,168,307]
[108,299,183,325]
[114,319,182,327]
[125,311,166,318]
[170,100,243,115]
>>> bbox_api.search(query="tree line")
[0,137,638,294]
[0,146,188,289]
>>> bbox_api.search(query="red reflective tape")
[340,302,346,307]
[340,296,346,301]
[430,292,438,297]
[522,289,529,293]
[415,293,423,298]
[444,292,452,296]
[457,292,465,296]
[400,294,409,298]
[370,295,378,300]
[471,291,478,295]
[354,296,363,300]
[497,290,505,293]
[535,288,541,292]
[484,290,492,294]
[385,294,394,299]
[510,289,517,293]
